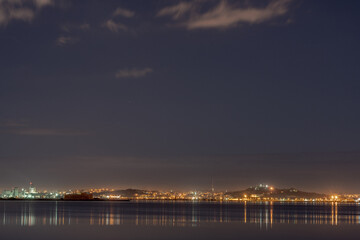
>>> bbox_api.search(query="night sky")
[1,0,359,193]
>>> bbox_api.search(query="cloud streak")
[0,0,54,26]
[113,7,135,18]
[103,19,127,32]
[56,36,77,46]
[34,0,54,9]
[157,2,193,20]
[116,68,153,78]
[157,0,292,30]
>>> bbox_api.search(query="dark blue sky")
[1,0,360,193]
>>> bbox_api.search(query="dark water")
[1,201,360,240]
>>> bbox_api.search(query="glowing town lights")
[1,183,359,202]
[331,195,339,201]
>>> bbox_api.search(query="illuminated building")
[29,182,37,194]
[13,187,19,198]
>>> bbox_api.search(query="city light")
[1,183,359,203]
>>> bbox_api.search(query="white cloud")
[113,7,135,18]
[0,4,34,26]
[157,2,193,20]
[7,7,34,21]
[103,19,127,32]
[158,0,292,30]
[56,36,77,46]
[0,0,54,26]
[116,68,153,78]
[34,0,54,9]
[103,7,134,33]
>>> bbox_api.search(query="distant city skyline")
[2,182,360,204]
[1,179,359,195]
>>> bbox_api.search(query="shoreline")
[0,198,358,204]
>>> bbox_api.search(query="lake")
[0,201,359,239]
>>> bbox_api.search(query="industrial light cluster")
[0,183,60,199]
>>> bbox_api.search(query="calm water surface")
[1,201,360,240]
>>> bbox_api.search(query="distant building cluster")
[1,183,360,203]
[90,184,360,203]
[1,182,61,199]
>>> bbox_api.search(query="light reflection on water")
[0,201,359,227]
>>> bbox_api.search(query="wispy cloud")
[56,36,77,46]
[0,0,54,26]
[157,0,292,30]
[113,7,135,18]
[34,0,54,9]
[101,7,135,33]
[0,5,34,26]
[116,68,153,78]
[157,2,193,20]
[57,23,89,46]
[14,128,87,136]
[103,19,127,32]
